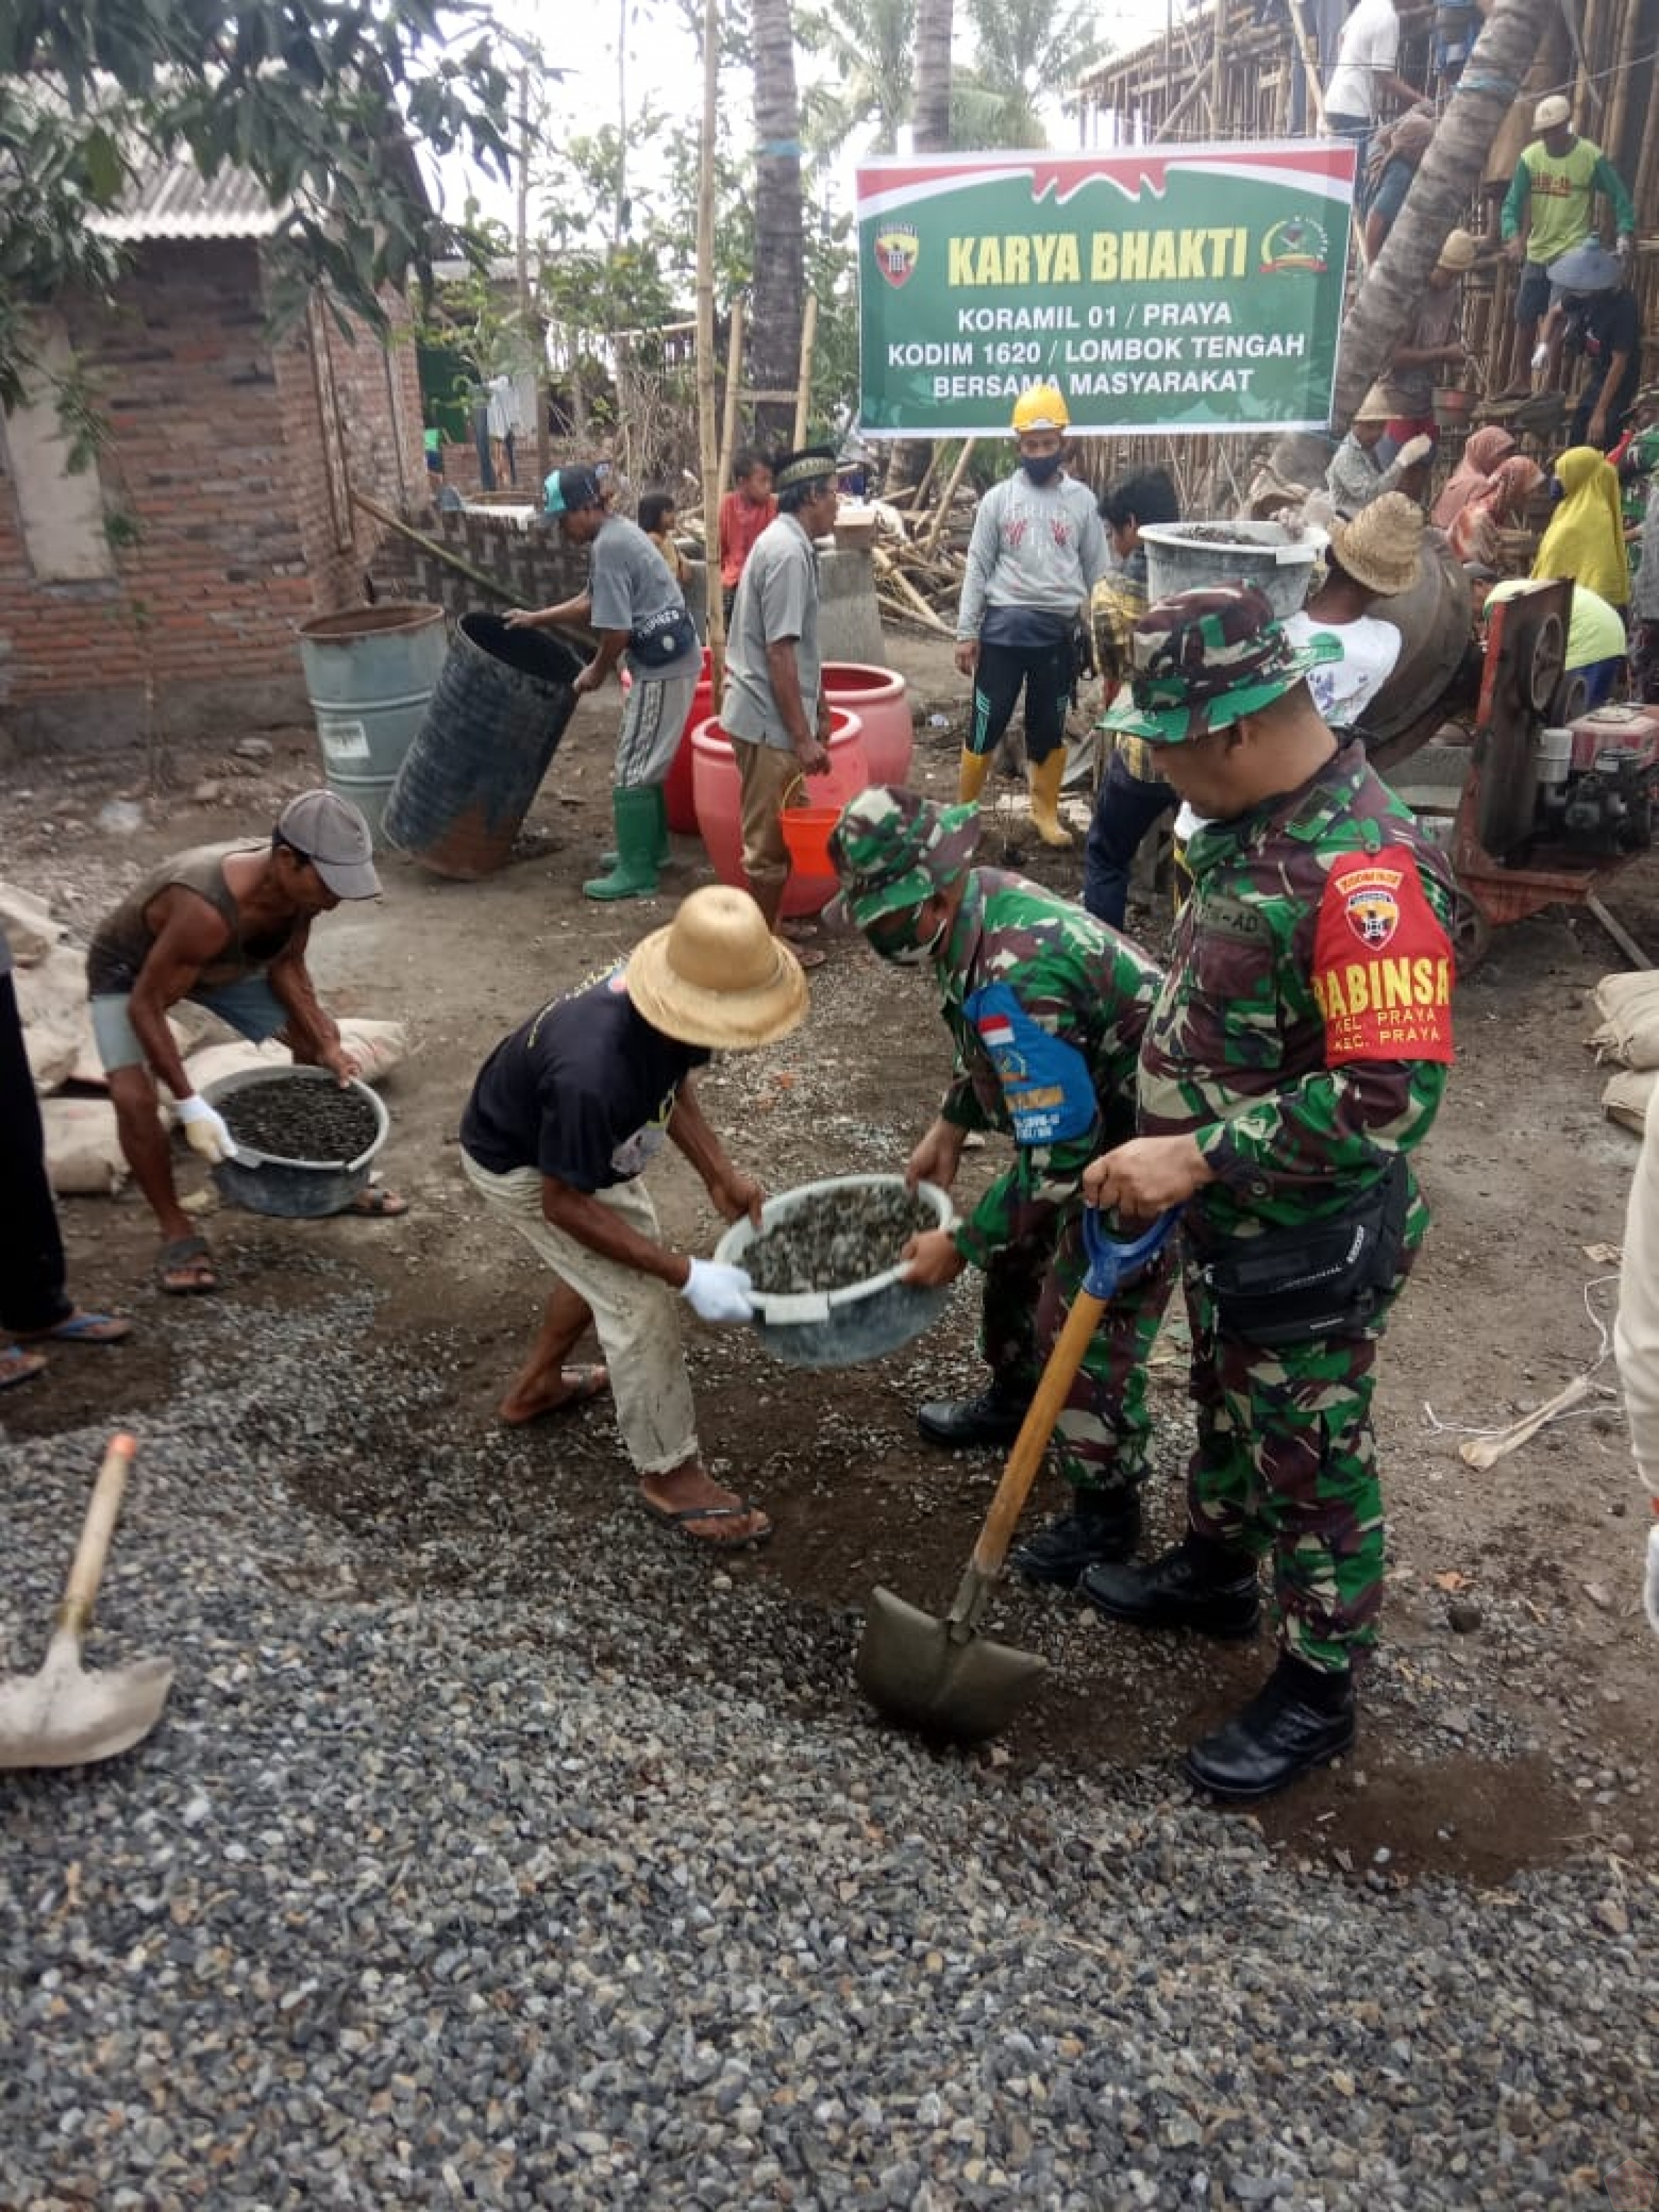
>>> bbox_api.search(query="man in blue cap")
[508,463,701,901]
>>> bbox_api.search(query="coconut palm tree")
[1333,0,1563,420]
[749,0,807,443]
[913,0,955,151]
[958,0,1104,147]
[800,0,915,159]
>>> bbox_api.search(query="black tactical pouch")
[1200,1155,1410,1348]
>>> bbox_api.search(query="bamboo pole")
[792,292,819,448]
[1603,0,1639,185]
[922,439,977,558]
[717,298,745,496]
[696,0,725,700]
[873,546,954,631]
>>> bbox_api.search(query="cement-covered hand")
[900,1227,967,1288]
[174,1094,235,1163]
[1397,435,1435,470]
[681,1258,755,1322]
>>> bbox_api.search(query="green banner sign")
[855,143,1354,437]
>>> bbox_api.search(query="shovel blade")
[855,1584,1047,1745]
[0,1641,175,1771]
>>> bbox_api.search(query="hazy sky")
[432,0,1191,229]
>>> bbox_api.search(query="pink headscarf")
[1449,457,1544,566]
[1431,427,1520,528]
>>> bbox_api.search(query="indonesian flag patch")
[1311,846,1454,1065]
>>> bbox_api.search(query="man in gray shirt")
[508,464,701,901]
[722,447,840,950]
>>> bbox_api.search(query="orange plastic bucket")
[780,804,842,877]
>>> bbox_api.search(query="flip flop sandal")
[18,1308,133,1345]
[0,1345,48,1391]
[157,1236,218,1296]
[500,1364,610,1428]
[642,1497,774,1550]
[344,1186,409,1218]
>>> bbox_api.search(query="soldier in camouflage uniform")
[1078,584,1459,1801]
[827,785,1175,1584]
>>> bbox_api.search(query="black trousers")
[1,970,71,1335]
[968,634,1076,767]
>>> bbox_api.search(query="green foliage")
[958,0,1105,146]
[798,0,915,160]
[1,1,518,407]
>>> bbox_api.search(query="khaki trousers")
[461,1153,699,1475]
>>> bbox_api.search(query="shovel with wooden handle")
[0,1433,175,1770]
[856,1207,1179,1744]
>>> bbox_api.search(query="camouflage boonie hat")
[826,786,980,930]
[1103,583,1341,746]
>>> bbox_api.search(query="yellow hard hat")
[1011,383,1070,434]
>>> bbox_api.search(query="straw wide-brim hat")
[1352,382,1395,424]
[624,884,808,1049]
[1329,492,1425,598]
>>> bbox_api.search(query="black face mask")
[1021,451,1062,484]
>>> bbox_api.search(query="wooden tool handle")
[970,1293,1106,1580]
[56,1434,137,1638]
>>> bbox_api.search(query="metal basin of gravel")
[200,1065,390,1219]
[715,1173,954,1370]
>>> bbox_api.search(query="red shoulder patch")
[1311,846,1454,1065]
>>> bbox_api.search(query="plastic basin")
[202,1065,390,1218]
[1139,520,1327,619]
[715,1173,955,1369]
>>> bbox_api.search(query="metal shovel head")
[855,1583,1048,1745]
[0,1630,175,1770]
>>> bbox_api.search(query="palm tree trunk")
[886,0,953,492]
[749,0,806,447]
[1333,0,1561,422]
[913,0,953,152]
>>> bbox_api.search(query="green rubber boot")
[585,786,660,901]
[600,783,670,869]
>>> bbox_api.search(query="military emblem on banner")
[1342,865,1404,950]
[1258,216,1329,274]
[874,223,920,288]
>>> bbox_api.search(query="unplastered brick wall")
[0,240,425,753]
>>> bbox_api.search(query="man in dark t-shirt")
[459,885,808,1552]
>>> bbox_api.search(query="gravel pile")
[3,1287,1654,2210]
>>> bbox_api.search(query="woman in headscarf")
[1448,455,1545,566]
[1431,425,1519,528]
[1533,445,1632,614]
[1364,106,1439,261]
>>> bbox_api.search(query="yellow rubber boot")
[958,747,991,804]
[1029,749,1073,847]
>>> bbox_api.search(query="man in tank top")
[85,790,399,1294]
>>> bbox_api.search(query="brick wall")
[0,241,427,755]
[368,508,708,635]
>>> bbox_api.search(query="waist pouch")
[630,603,698,666]
[1200,1155,1409,1348]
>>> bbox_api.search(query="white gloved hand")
[175,1093,235,1163]
[1616,233,1634,263]
[1397,434,1435,469]
[680,1257,755,1323]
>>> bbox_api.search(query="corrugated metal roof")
[87,145,292,243]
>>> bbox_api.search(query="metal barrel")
[382,614,585,879]
[296,603,449,848]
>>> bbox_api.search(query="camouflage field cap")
[1103,583,1342,746]
[826,785,980,929]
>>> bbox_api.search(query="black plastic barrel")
[382,613,585,878]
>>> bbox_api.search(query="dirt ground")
[5,623,1656,1889]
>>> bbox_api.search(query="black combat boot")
[1011,1489,1141,1588]
[916,1379,1031,1449]
[1078,1534,1262,1638]
[1183,1653,1357,1801]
